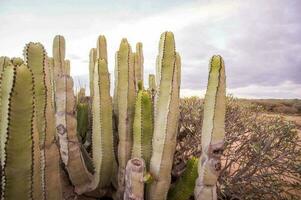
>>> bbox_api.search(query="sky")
[0,0,300,98]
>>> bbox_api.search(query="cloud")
[0,0,300,98]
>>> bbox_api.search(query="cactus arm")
[53,35,66,77]
[91,58,114,194]
[77,103,89,143]
[24,42,63,200]
[132,84,153,170]
[44,55,63,200]
[24,43,47,146]
[148,31,181,200]
[0,65,15,198]
[133,42,144,90]
[11,57,24,66]
[55,75,94,194]
[97,35,107,60]
[168,157,198,200]
[148,74,156,103]
[0,56,11,73]
[65,59,70,75]
[124,158,145,200]
[194,55,226,200]
[89,48,97,97]
[116,39,136,198]
[1,64,34,200]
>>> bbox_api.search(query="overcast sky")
[0,0,300,98]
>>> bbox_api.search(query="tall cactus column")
[0,64,35,200]
[89,48,97,97]
[55,75,94,194]
[53,35,66,77]
[133,42,144,89]
[194,55,226,200]
[24,42,63,200]
[116,39,136,198]
[132,82,153,170]
[91,35,114,195]
[124,158,145,200]
[147,31,181,200]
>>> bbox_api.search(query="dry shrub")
[175,97,301,200]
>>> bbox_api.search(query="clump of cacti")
[0,31,226,200]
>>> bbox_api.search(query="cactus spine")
[148,31,181,200]
[116,38,136,198]
[132,82,153,169]
[124,158,145,200]
[194,55,226,200]
[0,64,35,200]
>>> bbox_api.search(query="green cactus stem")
[0,64,35,200]
[124,158,145,200]
[194,55,226,200]
[24,43,47,147]
[89,48,97,97]
[77,102,89,143]
[134,42,144,89]
[116,38,136,198]
[132,81,153,170]
[168,157,198,200]
[0,57,11,73]
[24,42,63,200]
[77,88,86,103]
[53,35,66,78]
[96,35,107,60]
[65,59,70,75]
[55,75,94,194]
[148,74,156,103]
[147,31,181,200]
[10,57,24,66]
[91,58,114,195]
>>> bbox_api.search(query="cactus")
[77,102,89,143]
[124,158,145,200]
[0,64,35,200]
[89,48,97,97]
[10,57,24,66]
[134,43,144,89]
[55,74,94,194]
[116,38,136,198]
[91,56,114,194]
[0,57,11,73]
[132,82,153,170]
[147,31,181,200]
[148,74,156,103]
[168,157,198,200]
[53,35,66,78]
[24,42,64,200]
[194,55,226,200]
[65,59,70,75]
[44,53,64,200]
[77,88,86,103]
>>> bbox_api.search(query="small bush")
[175,97,301,200]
